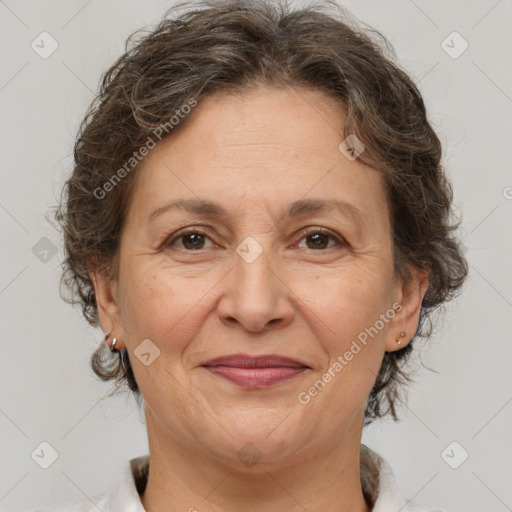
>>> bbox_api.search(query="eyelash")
[163,227,348,252]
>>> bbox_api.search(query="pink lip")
[201,354,309,389]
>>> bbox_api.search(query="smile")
[201,354,310,389]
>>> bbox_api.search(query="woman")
[39,0,468,510]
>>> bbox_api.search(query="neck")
[140,411,372,512]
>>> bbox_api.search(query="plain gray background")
[1,1,511,511]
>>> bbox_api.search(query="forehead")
[126,86,390,232]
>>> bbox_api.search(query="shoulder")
[361,444,451,512]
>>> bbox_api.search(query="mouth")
[200,354,310,389]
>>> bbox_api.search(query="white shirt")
[28,445,448,512]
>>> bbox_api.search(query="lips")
[201,354,309,388]
[202,354,309,368]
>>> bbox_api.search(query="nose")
[217,245,294,333]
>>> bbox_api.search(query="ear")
[385,266,429,353]
[89,260,125,350]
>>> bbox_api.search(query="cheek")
[304,264,393,338]
[292,276,390,431]
[119,260,217,350]
[295,265,392,385]
[118,265,205,400]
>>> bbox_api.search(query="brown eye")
[181,232,206,250]
[296,228,346,250]
[165,230,215,250]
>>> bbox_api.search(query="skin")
[92,86,429,512]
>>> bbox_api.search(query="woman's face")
[94,86,427,469]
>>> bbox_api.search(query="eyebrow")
[148,198,364,225]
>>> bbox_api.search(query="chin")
[216,436,300,472]
[203,419,305,468]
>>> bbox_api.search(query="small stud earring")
[397,331,406,346]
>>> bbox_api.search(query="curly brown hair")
[56,0,468,425]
